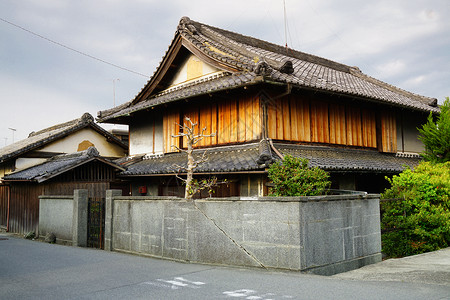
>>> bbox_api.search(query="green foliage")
[268,155,331,196]
[418,97,450,163]
[381,161,450,258]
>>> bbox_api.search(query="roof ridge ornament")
[254,59,272,76]
[178,16,197,35]
[86,146,99,157]
[279,59,294,74]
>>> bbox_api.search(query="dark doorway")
[87,197,105,249]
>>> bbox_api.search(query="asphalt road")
[1,234,449,300]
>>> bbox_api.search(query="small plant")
[24,231,35,240]
[381,161,450,258]
[188,177,228,198]
[267,155,331,196]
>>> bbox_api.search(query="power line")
[0,17,149,78]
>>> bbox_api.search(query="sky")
[0,0,449,145]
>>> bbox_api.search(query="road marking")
[141,276,206,290]
[223,289,293,299]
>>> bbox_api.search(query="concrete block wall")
[38,190,89,247]
[39,195,74,242]
[106,193,381,275]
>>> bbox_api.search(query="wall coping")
[39,195,74,200]
[112,194,380,202]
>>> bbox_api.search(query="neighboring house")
[0,113,127,180]
[0,113,128,233]
[1,147,128,234]
[97,16,439,197]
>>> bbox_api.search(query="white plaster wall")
[15,157,47,171]
[129,115,163,155]
[41,128,126,157]
[170,53,221,86]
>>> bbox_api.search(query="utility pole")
[113,78,120,107]
[8,127,16,144]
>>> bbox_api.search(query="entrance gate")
[87,197,105,249]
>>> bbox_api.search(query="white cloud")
[376,60,406,78]
[0,74,99,143]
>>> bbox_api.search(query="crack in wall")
[192,200,267,269]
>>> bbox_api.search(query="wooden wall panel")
[238,98,247,142]
[229,99,238,143]
[238,96,261,142]
[8,184,42,234]
[251,96,262,141]
[267,99,279,140]
[163,108,180,153]
[198,103,217,147]
[266,95,379,150]
[218,99,231,144]
[380,111,397,153]
[311,101,329,143]
[0,185,9,228]
[276,98,284,139]
[282,98,291,140]
[329,103,346,144]
[289,96,310,142]
[362,109,377,148]
[346,107,363,146]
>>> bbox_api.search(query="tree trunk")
[185,139,194,199]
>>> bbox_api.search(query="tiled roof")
[275,143,421,173]
[119,142,271,176]
[0,113,127,164]
[117,140,419,176]
[2,147,124,183]
[98,17,439,122]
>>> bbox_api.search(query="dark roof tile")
[2,147,124,183]
[117,141,420,176]
[98,17,439,123]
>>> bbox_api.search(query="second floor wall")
[127,88,427,156]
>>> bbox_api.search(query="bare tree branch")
[169,116,220,199]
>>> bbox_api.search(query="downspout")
[268,138,284,160]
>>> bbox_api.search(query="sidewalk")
[333,248,450,286]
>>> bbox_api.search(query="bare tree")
[172,116,217,199]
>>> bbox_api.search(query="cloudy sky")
[0,0,449,145]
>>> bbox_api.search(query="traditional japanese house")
[97,17,439,197]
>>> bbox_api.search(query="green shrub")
[268,155,331,196]
[418,97,450,163]
[381,161,450,258]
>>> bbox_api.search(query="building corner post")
[105,189,122,251]
[72,189,88,247]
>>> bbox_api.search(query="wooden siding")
[163,107,181,153]
[380,111,397,153]
[199,102,218,146]
[267,96,311,142]
[5,162,125,234]
[8,183,43,234]
[0,184,9,228]
[329,103,346,144]
[164,96,261,152]
[267,95,378,149]
[311,100,330,143]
